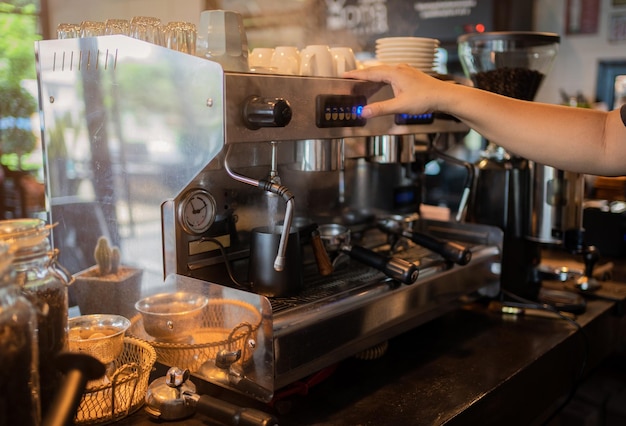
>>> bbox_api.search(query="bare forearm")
[440,84,620,175]
[345,65,626,176]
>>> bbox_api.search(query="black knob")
[243,96,292,129]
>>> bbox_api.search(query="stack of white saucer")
[375,37,440,74]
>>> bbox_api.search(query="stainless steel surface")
[318,223,350,252]
[145,366,278,425]
[269,225,501,389]
[67,314,130,364]
[36,35,502,403]
[367,134,415,164]
[528,163,585,244]
[145,367,197,420]
[134,292,208,343]
[294,139,343,171]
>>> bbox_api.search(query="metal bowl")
[135,292,208,343]
[68,314,131,364]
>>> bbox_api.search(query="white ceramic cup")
[270,46,300,75]
[300,45,336,77]
[249,47,275,72]
[331,47,357,75]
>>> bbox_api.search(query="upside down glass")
[164,21,197,54]
[130,16,163,45]
[79,20,105,38]
[105,18,130,36]
[56,23,80,39]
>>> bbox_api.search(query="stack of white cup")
[249,45,358,77]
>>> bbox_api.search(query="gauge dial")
[178,189,216,235]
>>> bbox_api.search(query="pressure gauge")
[178,188,217,235]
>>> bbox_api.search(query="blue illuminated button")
[394,113,434,125]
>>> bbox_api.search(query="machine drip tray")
[269,245,443,315]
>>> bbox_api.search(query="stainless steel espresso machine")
[36,35,503,403]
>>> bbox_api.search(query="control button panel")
[316,94,367,128]
[395,113,434,125]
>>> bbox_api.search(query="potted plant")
[72,236,143,320]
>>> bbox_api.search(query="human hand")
[343,64,445,118]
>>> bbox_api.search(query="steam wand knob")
[243,96,292,130]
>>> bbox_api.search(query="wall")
[44,0,626,108]
[534,0,626,106]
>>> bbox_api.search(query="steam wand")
[224,144,295,271]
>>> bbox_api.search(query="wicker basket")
[73,337,156,425]
[128,298,262,372]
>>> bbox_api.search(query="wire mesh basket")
[74,337,156,425]
[128,298,262,372]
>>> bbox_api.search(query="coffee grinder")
[458,32,568,301]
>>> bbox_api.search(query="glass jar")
[0,219,72,416]
[0,241,41,425]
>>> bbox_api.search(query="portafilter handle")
[378,219,472,266]
[400,229,472,265]
[341,244,419,284]
[311,228,334,276]
[186,392,279,426]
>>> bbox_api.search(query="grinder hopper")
[458,31,560,102]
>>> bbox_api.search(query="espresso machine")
[457,32,591,300]
[36,34,503,403]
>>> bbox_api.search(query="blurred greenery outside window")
[0,0,42,173]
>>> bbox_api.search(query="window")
[0,0,45,218]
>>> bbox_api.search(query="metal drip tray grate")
[269,265,385,314]
[269,245,445,314]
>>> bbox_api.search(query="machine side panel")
[36,35,225,288]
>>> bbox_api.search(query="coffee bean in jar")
[0,219,71,417]
[0,241,40,426]
[471,67,545,101]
